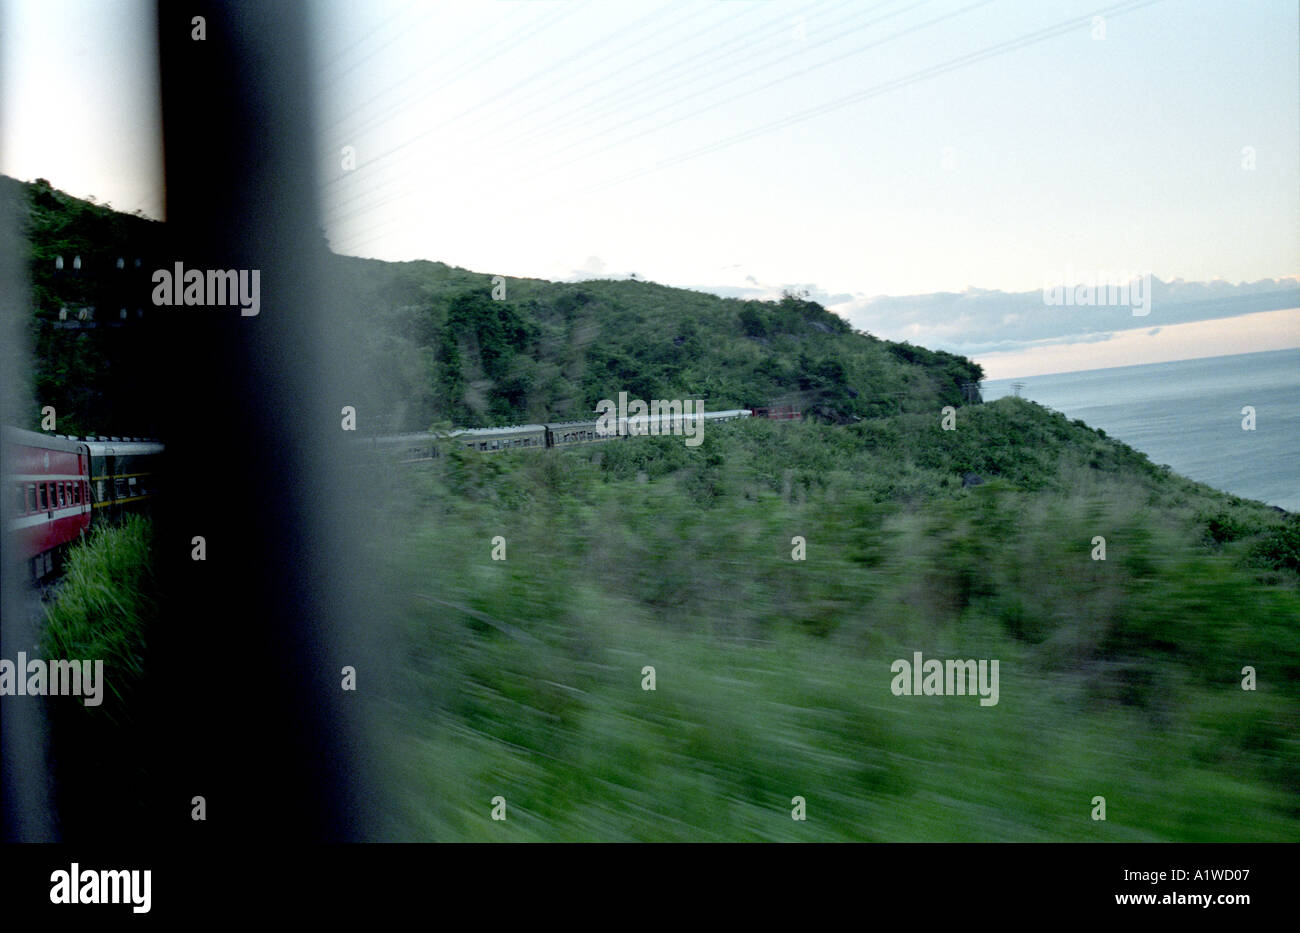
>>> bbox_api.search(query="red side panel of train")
[5,432,92,562]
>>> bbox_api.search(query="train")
[4,427,163,579]
[5,408,754,579]
[360,409,754,461]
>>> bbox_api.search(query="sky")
[2,0,1297,379]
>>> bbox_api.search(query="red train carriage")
[3,427,92,579]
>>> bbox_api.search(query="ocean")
[981,348,1300,512]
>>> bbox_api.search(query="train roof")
[356,432,446,444]
[84,440,164,456]
[355,425,547,446]
[1,426,88,453]
[450,424,547,437]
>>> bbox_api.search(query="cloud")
[566,255,612,281]
[827,276,1300,357]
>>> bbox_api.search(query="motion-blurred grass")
[367,400,1300,841]
[41,514,156,838]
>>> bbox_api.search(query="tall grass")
[40,515,156,838]
[42,515,155,719]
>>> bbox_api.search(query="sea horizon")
[982,343,1300,385]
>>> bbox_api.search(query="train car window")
[72,483,80,505]
[38,484,47,511]
[27,484,35,512]
[14,485,22,516]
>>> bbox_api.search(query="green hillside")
[16,176,1299,841]
[3,175,980,434]
[324,254,983,432]
[2,175,163,436]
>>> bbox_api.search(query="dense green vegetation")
[327,256,982,432]
[368,402,1299,841]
